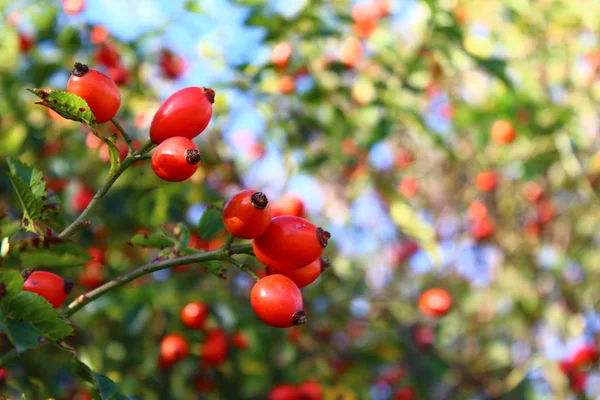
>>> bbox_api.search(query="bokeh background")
[2,0,600,398]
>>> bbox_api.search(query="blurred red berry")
[476,170,497,192]
[297,380,323,400]
[268,384,298,400]
[90,25,108,44]
[394,386,416,400]
[71,185,94,213]
[231,331,249,350]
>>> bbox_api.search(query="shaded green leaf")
[0,314,44,353]
[1,239,92,269]
[2,291,73,341]
[27,88,96,126]
[129,233,174,249]
[0,219,21,239]
[0,269,24,303]
[93,373,117,400]
[197,207,225,239]
[7,173,43,232]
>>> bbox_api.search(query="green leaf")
[0,269,25,303]
[7,173,43,232]
[1,239,92,269]
[6,157,45,194]
[93,373,117,400]
[26,88,97,126]
[2,291,73,341]
[0,314,45,353]
[470,55,514,90]
[5,157,63,234]
[197,207,225,239]
[129,233,174,249]
[183,0,204,13]
[104,133,121,177]
[0,219,21,239]
[389,201,440,264]
[201,260,227,279]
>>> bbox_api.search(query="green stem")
[110,118,134,154]
[58,140,154,239]
[0,349,17,369]
[61,243,253,318]
[228,257,259,282]
[224,235,236,251]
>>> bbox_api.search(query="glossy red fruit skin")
[149,87,214,144]
[268,384,298,400]
[268,257,328,289]
[252,216,330,272]
[297,380,323,400]
[67,63,120,123]
[200,329,228,366]
[23,271,73,308]
[151,136,201,182]
[250,275,305,328]
[418,288,452,317]
[223,189,272,239]
[180,301,208,329]
[160,333,189,366]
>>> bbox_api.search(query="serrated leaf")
[27,88,96,126]
[129,233,174,249]
[198,207,225,239]
[6,157,44,192]
[2,291,73,341]
[5,157,61,234]
[7,173,43,232]
[389,201,440,264]
[0,314,45,353]
[93,373,117,400]
[0,219,21,239]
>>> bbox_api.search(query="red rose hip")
[250,275,306,328]
[150,87,214,144]
[252,216,330,272]
[23,271,73,308]
[67,62,121,123]
[151,136,201,182]
[223,189,272,239]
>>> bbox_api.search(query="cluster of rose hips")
[65,61,212,183]
[222,189,331,328]
[157,300,247,371]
